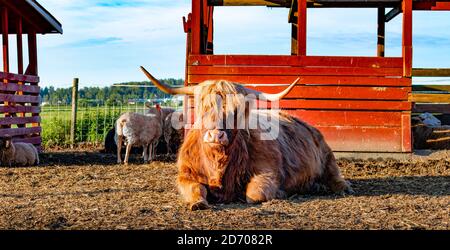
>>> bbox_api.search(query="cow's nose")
[203,130,228,145]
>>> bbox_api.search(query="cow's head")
[140,66,298,190]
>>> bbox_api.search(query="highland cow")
[141,66,352,210]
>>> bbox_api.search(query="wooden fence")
[0,72,41,148]
[187,55,412,152]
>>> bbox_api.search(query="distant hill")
[40,79,184,106]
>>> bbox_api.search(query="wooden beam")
[377,7,385,57]
[402,0,413,77]
[412,85,450,92]
[2,7,9,73]
[191,0,201,54]
[413,104,450,114]
[409,93,450,103]
[297,0,307,56]
[385,6,402,22]
[17,16,24,74]
[16,16,25,125]
[27,30,38,76]
[206,6,214,54]
[412,68,450,77]
[208,0,291,7]
[291,23,298,55]
[0,0,42,33]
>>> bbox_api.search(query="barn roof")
[0,0,62,34]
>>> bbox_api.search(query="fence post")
[70,78,79,148]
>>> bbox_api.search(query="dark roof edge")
[25,0,63,34]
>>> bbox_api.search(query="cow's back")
[251,110,331,193]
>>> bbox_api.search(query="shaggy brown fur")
[0,137,39,167]
[175,80,352,210]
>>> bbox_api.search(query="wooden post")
[17,17,23,74]
[1,7,10,128]
[191,0,201,54]
[27,30,38,76]
[206,6,214,54]
[2,7,9,74]
[16,17,25,125]
[402,0,413,77]
[377,7,385,57]
[70,78,79,148]
[291,23,298,55]
[297,0,307,56]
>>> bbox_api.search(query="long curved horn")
[245,77,300,101]
[140,66,196,95]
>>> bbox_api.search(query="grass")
[40,104,167,148]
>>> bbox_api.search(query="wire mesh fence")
[41,102,181,148]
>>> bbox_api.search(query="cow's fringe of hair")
[219,129,252,202]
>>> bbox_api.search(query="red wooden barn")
[183,0,450,153]
[0,0,62,148]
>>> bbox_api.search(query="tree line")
[40,79,184,106]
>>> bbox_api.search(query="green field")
[41,104,180,147]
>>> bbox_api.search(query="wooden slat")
[0,82,40,93]
[0,72,40,83]
[409,93,450,103]
[188,66,403,77]
[413,104,450,114]
[188,75,411,86]
[275,99,411,110]
[412,68,450,77]
[0,127,41,137]
[0,106,40,113]
[412,85,450,92]
[285,110,403,126]
[187,99,411,110]
[12,136,42,145]
[318,126,403,152]
[246,85,410,100]
[188,55,403,68]
[401,112,412,152]
[0,116,41,126]
[0,93,40,103]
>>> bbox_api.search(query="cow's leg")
[245,173,280,204]
[323,153,353,195]
[124,143,132,165]
[178,175,209,211]
[117,136,123,164]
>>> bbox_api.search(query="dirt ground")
[0,148,448,230]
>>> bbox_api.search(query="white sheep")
[0,137,39,167]
[145,104,174,158]
[115,105,163,164]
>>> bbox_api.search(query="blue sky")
[30,1,450,87]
